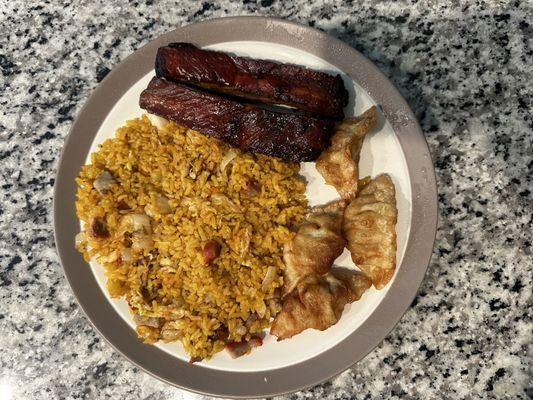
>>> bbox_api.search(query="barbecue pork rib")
[155,43,349,119]
[139,77,335,162]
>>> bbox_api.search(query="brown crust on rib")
[139,77,335,162]
[155,43,349,119]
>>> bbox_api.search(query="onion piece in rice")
[234,325,247,336]
[120,248,133,263]
[155,195,172,214]
[132,213,151,233]
[261,266,277,291]
[145,196,171,217]
[121,213,152,235]
[255,301,267,318]
[161,327,183,342]
[93,170,115,194]
[211,193,240,212]
[132,233,154,251]
[75,232,86,250]
[134,314,163,328]
[220,149,238,172]
[100,250,119,264]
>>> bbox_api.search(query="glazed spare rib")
[155,43,349,119]
[139,77,335,162]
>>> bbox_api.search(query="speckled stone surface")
[0,1,532,399]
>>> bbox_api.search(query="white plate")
[55,17,436,398]
[86,41,411,372]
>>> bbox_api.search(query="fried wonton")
[316,106,377,199]
[270,270,372,340]
[282,201,346,296]
[342,174,397,289]
[328,267,373,303]
[308,198,348,216]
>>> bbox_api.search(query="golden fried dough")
[282,201,346,296]
[316,106,377,199]
[270,270,371,340]
[342,174,397,289]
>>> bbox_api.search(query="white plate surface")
[83,41,411,372]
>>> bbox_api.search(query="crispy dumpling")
[282,201,346,296]
[342,174,397,289]
[328,267,373,303]
[316,106,377,199]
[270,270,372,340]
[308,198,348,216]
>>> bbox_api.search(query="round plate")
[54,17,437,398]
[86,42,412,373]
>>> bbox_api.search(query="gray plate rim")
[53,16,438,399]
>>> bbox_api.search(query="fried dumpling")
[316,106,377,199]
[270,270,372,340]
[328,267,373,303]
[342,174,397,289]
[308,198,348,216]
[282,201,346,296]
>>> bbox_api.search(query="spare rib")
[155,43,349,119]
[139,77,335,162]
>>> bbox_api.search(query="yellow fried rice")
[75,115,308,359]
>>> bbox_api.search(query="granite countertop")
[1,1,531,399]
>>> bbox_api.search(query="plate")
[54,17,437,398]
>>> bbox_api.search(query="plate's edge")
[54,16,438,399]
